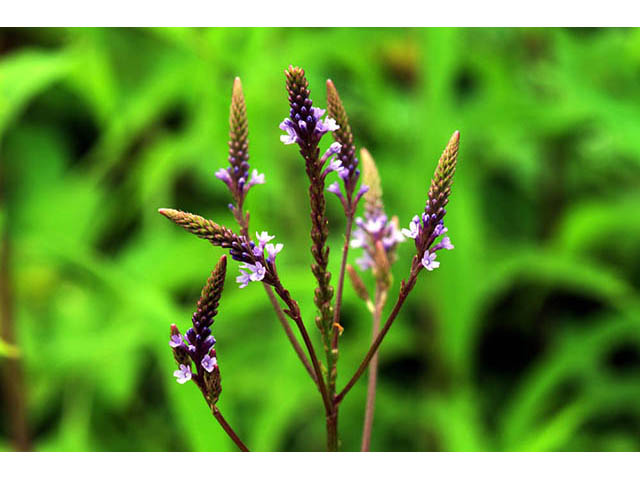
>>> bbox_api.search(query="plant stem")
[271,278,333,415]
[211,405,250,452]
[239,218,317,385]
[329,215,354,389]
[326,409,338,452]
[0,168,31,451]
[263,284,317,383]
[335,269,419,404]
[360,286,386,451]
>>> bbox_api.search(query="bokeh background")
[1,27,640,452]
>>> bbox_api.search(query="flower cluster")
[402,216,453,271]
[349,148,404,275]
[403,130,460,273]
[326,79,364,208]
[236,231,283,288]
[158,209,285,291]
[215,77,265,223]
[279,107,339,147]
[169,256,227,404]
[351,214,405,271]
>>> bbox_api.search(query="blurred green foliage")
[1,27,640,451]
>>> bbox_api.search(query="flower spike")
[327,79,360,203]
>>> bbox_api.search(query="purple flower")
[236,262,266,288]
[174,364,192,384]
[265,243,283,262]
[320,142,342,166]
[327,181,343,197]
[169,334,184,348]
[356,251,374,271]
[325,159,345,176]
[236,270,252,288]
[201,354,217,373]
[434,223,448,237]
[256,231,275,246]
[215,168,232,186]
[351,210,405,271]
[244,169,265,192]
[312,107,326,121]
[279,109,339,146]
[433,236,454,251]
[354,184,369,204]
[421,251,440,271]
[402,215,421,239]
[315,116,339,135]
[279,118,298,145]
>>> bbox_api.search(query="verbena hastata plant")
[160,66,460,452]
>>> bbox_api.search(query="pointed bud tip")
[158,208,178,219]
[452,130,460,142]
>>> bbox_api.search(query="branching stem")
[335,269,419,404]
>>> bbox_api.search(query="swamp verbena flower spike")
[403,131,459,273]
[157,208,282,289]
[326,79,368,212]
[169,255,227,405]
[350,148,404,284]
[215,77,264,228]
[280,65,337,348]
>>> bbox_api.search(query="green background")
[1,27,640,451]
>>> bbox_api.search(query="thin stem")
[328,215,354,389]
[326,410,338,452]
[238,216,317,385]
[263,283,317,383]
[335,269,419,404]
[272,278,333,415]
[211,405,250,452]
[0,168,30,451]
[360,286,386,451]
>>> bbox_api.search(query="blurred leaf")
[0,49,71,137]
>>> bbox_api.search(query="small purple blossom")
[265,243,283,262]
[354,184,369,203]
[279,108,339,146]
[201,354,217,373]
[327,181,343,197]
[169,334,184,348]
[351,210,405,271]
[421,251,440,271]
[244,169,265,192]
[215,168,232,186]
[315,116,339,135]
[279,118,298,145]
[402,215,421,239]
[236,262,266,288]
[433,236,454,251]
[356,251,374,271]
[325,159,345,176]
[434,223,448,237]
[256,231,275,246]
[174,364,192,384]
